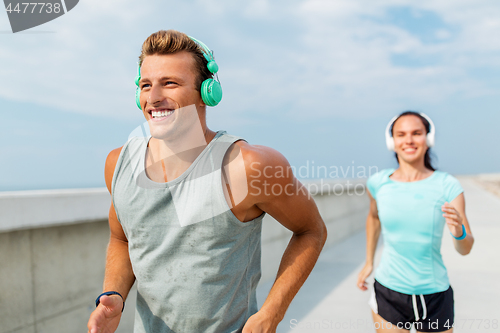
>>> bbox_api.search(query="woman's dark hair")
[391,111,436,171]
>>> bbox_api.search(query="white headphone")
[385,112,435,151]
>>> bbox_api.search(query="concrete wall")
[0,221,111,333]
[260,179,368,282]
[0,179,368,333]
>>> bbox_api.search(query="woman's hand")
[442,202,464,238]
[357,263,373,291]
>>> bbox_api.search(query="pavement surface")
[257,177,500,333]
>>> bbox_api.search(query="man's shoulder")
[229,140,290,178]
[104,146,123,192]
[105,147,124,170]
[222,139,296,208]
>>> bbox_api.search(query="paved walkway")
[257,177,500,333]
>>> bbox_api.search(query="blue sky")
[1,0,499,191]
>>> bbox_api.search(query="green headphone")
[135,36,222,109]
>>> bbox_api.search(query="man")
[87,29,326,333]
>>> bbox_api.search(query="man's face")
[138,52,204,140]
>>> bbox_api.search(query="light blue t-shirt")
[366,169,463,295]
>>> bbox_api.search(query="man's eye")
[165,81,177,85]
[141,84,151,89]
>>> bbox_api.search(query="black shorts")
[370,280,454,332]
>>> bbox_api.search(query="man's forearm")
[103,237,136,300]
[259,227,326,324]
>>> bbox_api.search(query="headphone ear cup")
[386,137,395,151]
[201,79,223,107]
[426,135,435,148]
[135,72,142,110]
[426,128,435,148]
[135,87,141,110]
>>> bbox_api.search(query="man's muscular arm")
[87,147,136,333]
[229,143,327,333]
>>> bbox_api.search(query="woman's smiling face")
[392,114,429,165]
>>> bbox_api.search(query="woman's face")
[392,115,428,165]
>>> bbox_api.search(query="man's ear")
[197,93,206,107]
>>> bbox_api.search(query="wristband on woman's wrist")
[95,291,125,312]
[451,224,466,240]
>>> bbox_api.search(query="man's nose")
[147,84,164,105]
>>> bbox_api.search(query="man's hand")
[87,295,123,333]
[242,310,279,333]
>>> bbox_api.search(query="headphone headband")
[188,36,219,74]
[385,112,435,151]
[188,36,213,62]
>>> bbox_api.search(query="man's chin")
[148,117,176,137]
[151,134,172,142]
[149,127,175,141]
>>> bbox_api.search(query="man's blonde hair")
[139,30,212,91]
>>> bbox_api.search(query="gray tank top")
[111,131,264,333]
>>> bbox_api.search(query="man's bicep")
[105,147,123,193]
[109,203,128,243]
[257,178,324,235]
[104,146,127,242]
[244,145,323,234]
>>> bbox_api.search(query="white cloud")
[243,0,271,18]
[219,0,500,120]
[1,0,499,124]
[0,0,148,119]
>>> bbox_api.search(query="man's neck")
[145,128,217,182]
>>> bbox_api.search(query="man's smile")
[148,108,175,122]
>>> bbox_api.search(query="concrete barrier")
[0,179,368,333]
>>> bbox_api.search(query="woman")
[357,111,474,333]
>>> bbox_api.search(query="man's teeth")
[152,110,174,118]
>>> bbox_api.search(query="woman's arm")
[442,193,474,255]
[357,189,382,291]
